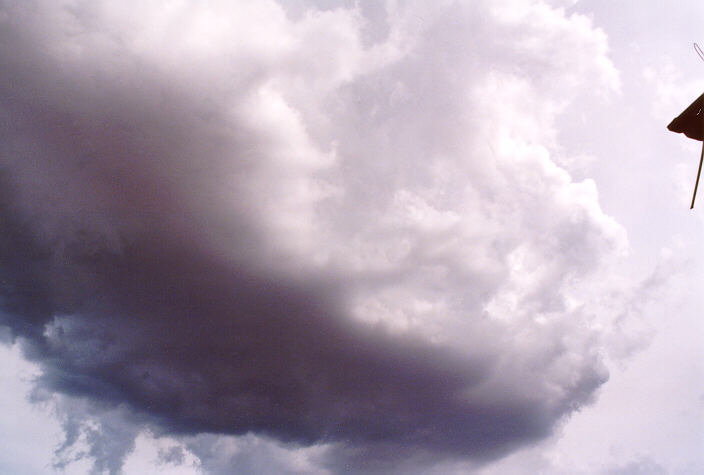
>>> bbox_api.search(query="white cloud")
[0,343,64,474]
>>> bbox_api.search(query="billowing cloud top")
[0,0,630,473]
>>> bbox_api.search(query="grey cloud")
[606,457,668,475]
[157,445,185,466]
[46,400,142,474]
[0,1,621,473]
[184,434,327,475]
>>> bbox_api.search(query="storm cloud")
[0,1,628,472]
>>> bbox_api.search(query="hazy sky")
[0,1,702,473]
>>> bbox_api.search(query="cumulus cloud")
[0,0,635,472]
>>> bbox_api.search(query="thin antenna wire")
[691,142,704,208]
[694,43,704,62]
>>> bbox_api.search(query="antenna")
[695,43,704,63]
[692,42,704,209]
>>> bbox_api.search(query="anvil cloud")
[0,0,633,472]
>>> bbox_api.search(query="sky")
[0,0,703,473]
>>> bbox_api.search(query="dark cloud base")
[0,182,559,464]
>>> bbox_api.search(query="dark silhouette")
[667,92,704,140]
[668,92,704,208]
